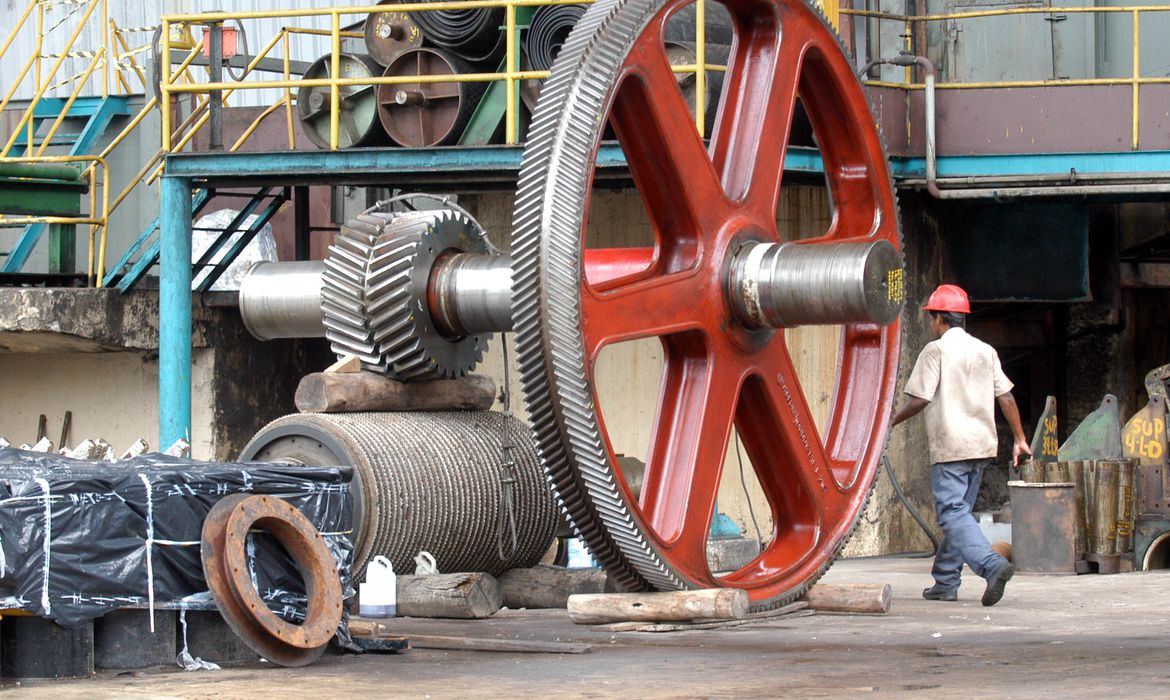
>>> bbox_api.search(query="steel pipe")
[729,240,903,328]
[238,260,326,340]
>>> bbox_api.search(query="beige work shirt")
[904,327,1013,464]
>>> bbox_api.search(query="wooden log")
[295,372,496,413]
[498,565,608,609]
[801,583,892,614]
[597,601,810,633]
[567,588,748,625]
[395,572,502,619]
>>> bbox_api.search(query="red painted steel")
[577,0,901,602]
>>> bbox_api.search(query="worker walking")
[891,284,1031,607]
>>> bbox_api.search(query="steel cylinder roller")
[241,0,904,610]
[241,411,559,578]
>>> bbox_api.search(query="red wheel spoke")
[639,337,743,573]
[583,247,656,288]
[610,22,729,245]
[581,270,709,359]
[799,35,894,242]
[711,6,810,214]
[739,342,849,538]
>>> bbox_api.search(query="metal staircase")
[1,95,132,275]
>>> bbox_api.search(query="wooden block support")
[396,573,502,619]
[498,565,608,609]
[801,583,892,614]
[567,588,749,625]
[295,372,496,413]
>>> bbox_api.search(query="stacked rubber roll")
[241,411,560,579]
[394,0,505,64]
[294,2,734,147]
[525,4,587,71]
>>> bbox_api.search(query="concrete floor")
[5,556,1170,699]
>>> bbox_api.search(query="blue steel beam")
[164,144,1170,183]
[159,176,193,451]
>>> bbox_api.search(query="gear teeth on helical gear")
[511,0,898,610]
[322,216,387,372]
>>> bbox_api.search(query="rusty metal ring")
[201,494,344,667]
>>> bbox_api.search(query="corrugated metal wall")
[0,0,356,106]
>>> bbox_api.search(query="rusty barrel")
[1008,481,1077,574]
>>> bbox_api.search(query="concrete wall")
[0,288,331,460]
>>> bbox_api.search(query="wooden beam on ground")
[395,572,502,619]
[567,588,748,625]
[801,583,892,614]
[295,372,495,413]
[498,565,608,609]
[407,635,591,654]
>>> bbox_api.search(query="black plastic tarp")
[0,448,354,630]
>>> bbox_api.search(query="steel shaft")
[729,240,903,329]
[239,241,902,342]
[238,261,326,340]
[429,252,514,337]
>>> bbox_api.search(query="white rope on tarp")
[33,477,52,616]
[138,473,156,632]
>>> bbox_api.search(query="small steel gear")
[365,209,490,380]
[322,207,490,379]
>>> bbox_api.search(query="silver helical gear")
[366,209,490,380]
[321,207,490,380]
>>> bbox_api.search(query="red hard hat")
[923,284,971,314]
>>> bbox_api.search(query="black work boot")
[982,563,1015,606]
[922,586,958,601]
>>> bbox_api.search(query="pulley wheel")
[297,53,387,149]
[513,0,901,609]
[377,48,485,147]
[365,8,426,66]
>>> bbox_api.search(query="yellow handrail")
[841,4,1170,150]
[159,0,721,152]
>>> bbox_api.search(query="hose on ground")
[882,450,939,558]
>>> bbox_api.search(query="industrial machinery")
[242,0,903,609]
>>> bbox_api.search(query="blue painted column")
[159,176,192,450]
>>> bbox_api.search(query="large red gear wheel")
[513,0,901,609]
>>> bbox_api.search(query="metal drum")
[1009,481,1077,574]
[377,48,485,147]
[364,7,426,66]
[241,410,560,579]
[297,53,387,149]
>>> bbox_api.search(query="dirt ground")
[4,556,1169,699]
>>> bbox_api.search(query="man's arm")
[891,396,930,427]
[996,392,1031,466]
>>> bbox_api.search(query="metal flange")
[200,494,343,667]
